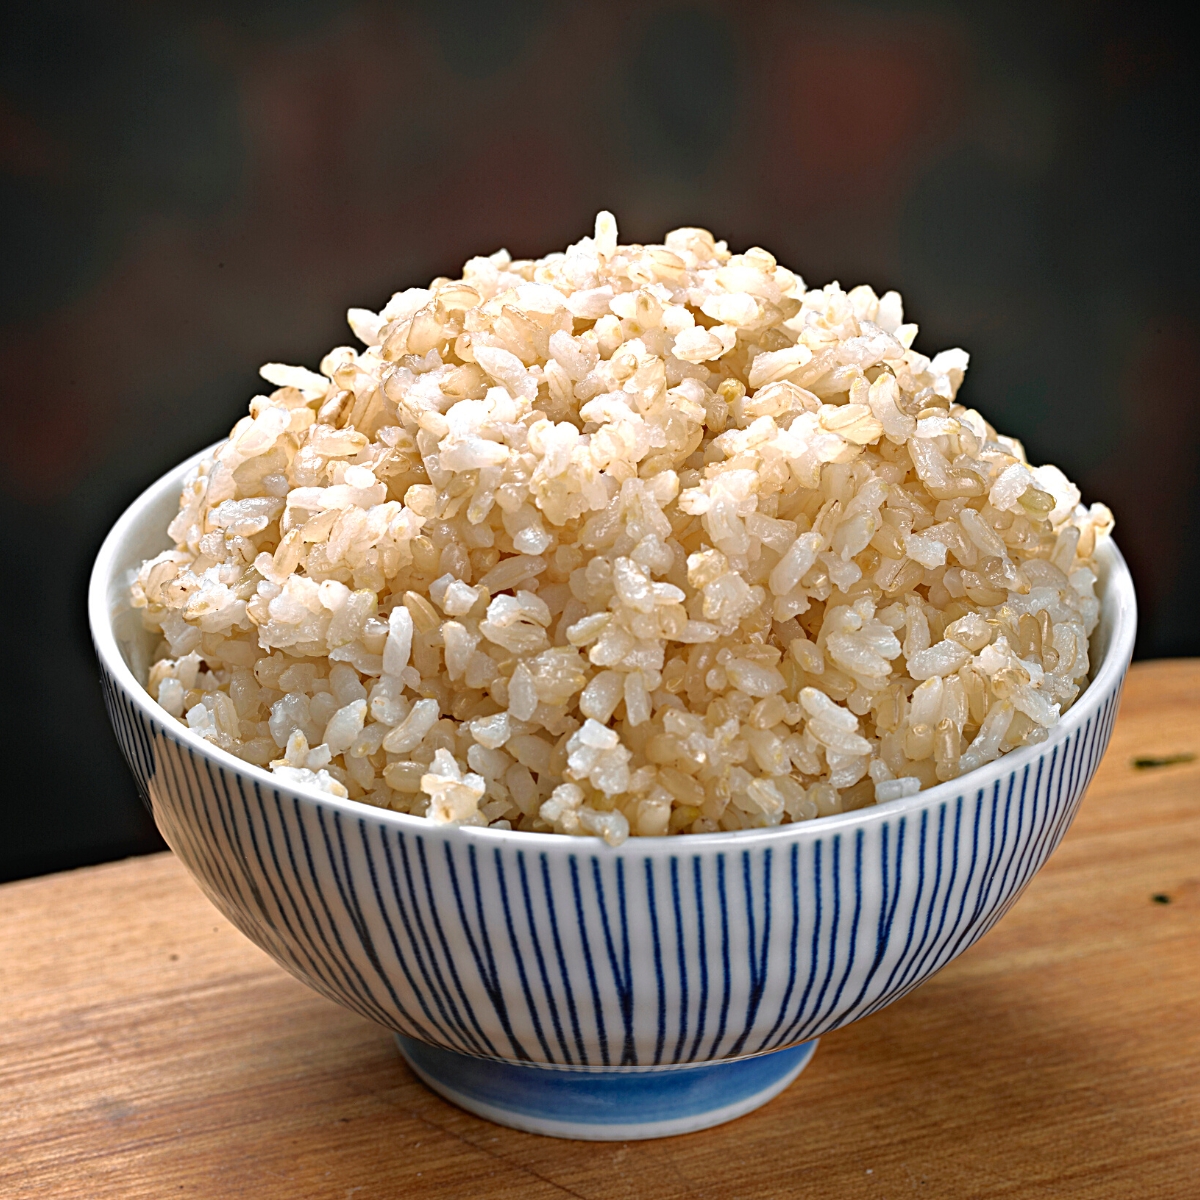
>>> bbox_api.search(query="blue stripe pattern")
[98,660,1127,1068]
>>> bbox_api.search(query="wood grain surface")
[2,660,1197,1199]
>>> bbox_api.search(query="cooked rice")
[132,213,1113,845]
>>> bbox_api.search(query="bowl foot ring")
[396,1035,818,1140]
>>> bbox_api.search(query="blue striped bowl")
[90,449,1137,1140]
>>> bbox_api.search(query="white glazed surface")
[91,449,1137,1069]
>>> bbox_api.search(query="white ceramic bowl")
[90,447,1137,1140]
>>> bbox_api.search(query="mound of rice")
[133,212,1113,845]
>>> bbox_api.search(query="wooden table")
[3,661,1197,1199]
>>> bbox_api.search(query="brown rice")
[132,213,1114,844]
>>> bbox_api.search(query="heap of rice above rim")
[131,213,1113,845]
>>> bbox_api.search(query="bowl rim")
[89,443,1138,853]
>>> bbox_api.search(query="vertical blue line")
[819,828,865,1028]
[494,848,553,1061]
[995,762,1032,905]
[517,851,572,1064]
[845,818,906,1017]
[592,858,636,1066]
[379,830,482,1052]
[707,854,732,1060]
[863,809,927,1018]
[294,805,393,1026]
[618,860,634,1065]
[252,781,358,1014]
[910,794,965,985]
[541,853,586,1065]
[570,854,608,1064]
[670,857,689,1064]
[687,857,709,1061]
[351,819,446,1042]
[1011,748,1054,895]
[412,837,497,1055]
[776,838,823,1047]
[757,842,800,1052]
[444,842,529,1060]
[292,800,393,1023]
[729,847,772,1055]
[938,789,986,972]
[645,859,666,1066]
[275,792,389,1025]
[321,811,420,1030]
[792,833,843,1043]
[953,775,1012,959]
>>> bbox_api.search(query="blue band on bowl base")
[396,1035,818,1140]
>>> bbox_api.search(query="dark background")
[2,0,1196,883]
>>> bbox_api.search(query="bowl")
[90,445,1137,1140]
